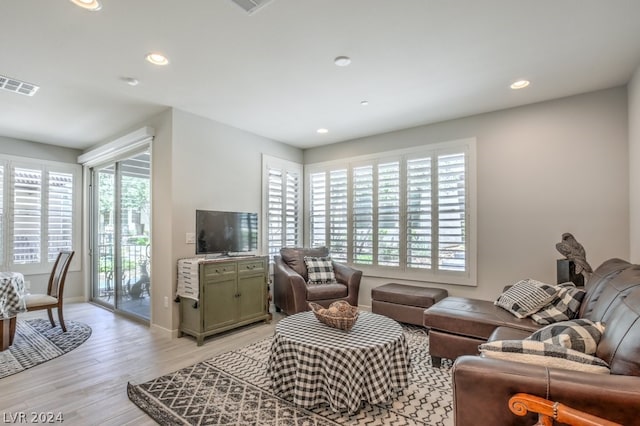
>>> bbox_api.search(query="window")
[262,155,303,260]
[305,138,476,286]
[0,156,81,273]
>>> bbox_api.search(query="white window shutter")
[267,168,283,258]
[406,157,432,269]
[377,161,400,266]
[309,172,327,248]
[437,152,466,271]
[328,169,348,261]
[352,165,373,264]
[47,171,74,261]
[13,167,42,264]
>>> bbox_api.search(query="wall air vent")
[0,75,40,96]
[229,0,274,14]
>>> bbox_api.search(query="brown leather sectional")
[424,258,640,425]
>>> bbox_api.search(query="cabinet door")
[202,263,238,331]
[237,259,267,322]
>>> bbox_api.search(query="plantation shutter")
[437,152,466,271]
[328,169,348,261]
[309,172,326,248]
[267,168,284,259]
[352,165,373,264]
[13,167,42,264]
[266,164,301,259]
[47,171,74,261]
[377,161,400,266]
[406,157,432,269]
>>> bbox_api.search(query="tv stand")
[178,256,270,345]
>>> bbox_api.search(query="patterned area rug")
[0,319,91,379]
[128,326,453,425]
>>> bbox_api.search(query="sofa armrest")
[452,355,640,426]
[332,262,362,305]
[273,256,309,314]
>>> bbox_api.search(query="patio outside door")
[90,151,151,321]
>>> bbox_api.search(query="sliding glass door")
[91,151,151,321]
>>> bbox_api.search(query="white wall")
[163,109,303,331]
[629,65,640,263]
[305,87,630,304]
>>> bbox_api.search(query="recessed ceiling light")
[69,0,102,11]
[145,53,169,66]
[317,128,329,134]
[334,56,351,67]
[360,100,369,106]
[510,80,530,90]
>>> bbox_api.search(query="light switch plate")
[186,232,196,244]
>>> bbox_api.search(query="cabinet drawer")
[202,262,237,281]
[238,259,265,275]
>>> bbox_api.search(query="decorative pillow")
[494,279,559,318]
[527,318,605,355]
[304,256,337,284]
[479,340,610,374]
[530,286,586,325]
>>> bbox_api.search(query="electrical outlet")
[24,280,31,290]
[164,296,169,308]
[186,232,196,244]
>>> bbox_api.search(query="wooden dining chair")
[24,250,75,332]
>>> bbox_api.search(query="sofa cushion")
[479,340,610,374]
[494,279,559,318]
[578,258,634,319]
[306,282,348,301]
[531,286,586,325]
[526,318,604,355]
[424,297,540,340]
[280,246,329,280]
[304,256,337,284]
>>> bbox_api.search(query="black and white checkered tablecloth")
[0,272,27,319]
[267,310,410,414]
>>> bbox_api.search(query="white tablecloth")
[0,272,26,319]
[267,310,409,413]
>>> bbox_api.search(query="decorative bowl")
[309,300,359,331]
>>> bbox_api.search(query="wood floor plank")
[0,302,280,425]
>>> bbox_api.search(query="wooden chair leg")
[58,308,67,332]
[47,308,56,328]
[9,316,16,345]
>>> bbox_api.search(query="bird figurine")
[555,233,593,280]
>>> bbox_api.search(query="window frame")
[304,138,477,286]
[0,154,82,275]
[261,155,304,262]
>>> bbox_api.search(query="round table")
[267,310,409,414]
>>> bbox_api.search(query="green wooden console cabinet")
[178,256,271,345]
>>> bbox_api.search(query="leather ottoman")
[371,283,448,326]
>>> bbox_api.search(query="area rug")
[0,319,92,379]
[127,326,454,425]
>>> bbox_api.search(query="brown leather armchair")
[273,247,362,315]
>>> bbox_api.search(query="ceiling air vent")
[0,75,39,96]
[230,0,274,14]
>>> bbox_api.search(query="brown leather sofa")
[273,247,362,315]
[425,258,640,425]
[423,258,632,367]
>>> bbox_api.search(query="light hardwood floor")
[0,303,281,425]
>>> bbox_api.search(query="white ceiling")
[2,0,640,151]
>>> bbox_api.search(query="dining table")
[0,271,27,351]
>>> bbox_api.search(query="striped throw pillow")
[494,279,559,318]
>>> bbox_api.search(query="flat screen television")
[196,210,258,255]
